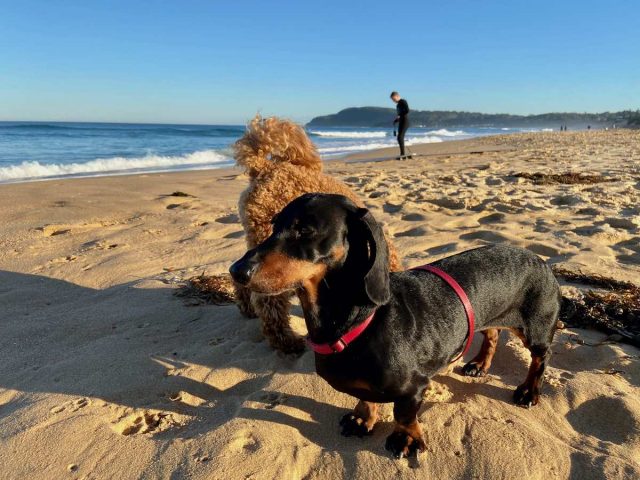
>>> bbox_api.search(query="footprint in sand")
[485,177,503,186]
[38,221,117,237]
[459,230,509,243]
[525,243,561,258]
[259,392,288,410]
[425,243,458,255]
[615,238,640,253]
[112,410,182,436]
[228,429,260,453]
[49,255,78,265]
[50,397,90,414]
[395,226,429,238]
[383,202,403,213]
[166,203,193,210]
[551,194,582,206]
[617,253,640,265]
[39,225,71,237]
[566,396,638,445]
[576,207,602,216]
[478,212,506,224]
[402,212,428,222]
[81,240,120,252]
[215,213,240,224]
[167,391,211,408]
[224,230,245,239]
[605,217,639,230]
[423,382,453,403]
[167,191,194,198]
[428,197,467,210]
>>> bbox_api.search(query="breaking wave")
[309,130,388,139]
[318,136,443,155]
[0,149,232,182]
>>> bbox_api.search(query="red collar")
[305,265,475,361]
[306,310,376,354]
[411,265,475,362]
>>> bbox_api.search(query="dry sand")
[0,130,639,479]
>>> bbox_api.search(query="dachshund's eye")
[295,225,316,238]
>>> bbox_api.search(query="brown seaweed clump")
[555,266,640,347]
[514,172,616,185]
[175,272,236,305]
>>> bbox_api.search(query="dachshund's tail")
[233,115,322,178]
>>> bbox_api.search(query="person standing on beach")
[391,91,411,159]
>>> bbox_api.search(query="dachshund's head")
[229,193,390,307]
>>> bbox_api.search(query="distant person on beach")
[390,91,411,159]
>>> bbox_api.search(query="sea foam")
[0,149,232,182]
[309,130,388,138]
[318,135,443,155]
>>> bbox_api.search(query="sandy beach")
[1,130,639,479]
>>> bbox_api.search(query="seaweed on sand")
[514,172,617,185]
[175,272,236,305]
[555,266,640,347]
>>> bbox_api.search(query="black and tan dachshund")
[230,193,561,459]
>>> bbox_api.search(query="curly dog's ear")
[347,207,391,306]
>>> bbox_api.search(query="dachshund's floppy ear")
[348,207,391,306]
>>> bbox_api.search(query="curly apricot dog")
[233,116,402,354]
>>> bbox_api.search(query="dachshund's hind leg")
[462,328,500,377]
[513,344,550,408]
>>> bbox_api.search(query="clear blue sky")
[1,0,638,124]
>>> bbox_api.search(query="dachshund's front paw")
[340,413,373,438]
[384,430,426,459]
[513,384,539,408]
[461,361,488,377]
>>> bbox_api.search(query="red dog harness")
[306,310,376,354]
[411,265,475,363]
[306,265,475,361]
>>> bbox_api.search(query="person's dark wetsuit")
[394,99,410,157]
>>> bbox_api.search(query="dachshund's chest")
[315,357,397,403]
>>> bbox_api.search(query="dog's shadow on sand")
[0,270,285,434]
[0,270,499,456]
[2,270,636,475]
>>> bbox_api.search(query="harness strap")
[411,265,475,363]
[306,310,376,354]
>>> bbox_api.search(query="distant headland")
[307,107,640,128]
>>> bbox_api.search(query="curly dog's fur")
[234,115,402,354]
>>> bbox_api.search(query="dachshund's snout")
[229,254,259,285]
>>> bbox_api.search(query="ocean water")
[0,122,549,183]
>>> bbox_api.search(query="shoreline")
[0,134,515,187]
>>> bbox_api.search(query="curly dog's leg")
[252,292,305,354]
[234,281,258,318]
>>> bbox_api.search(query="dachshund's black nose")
[229,258,258,285]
